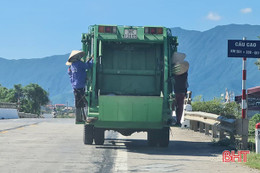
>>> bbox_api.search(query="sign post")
[228,38,260,149]
[256,123,260,154]
[241,37,247,119]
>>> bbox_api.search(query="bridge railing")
[184,111,248,146]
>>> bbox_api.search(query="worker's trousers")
[73,88,88,122]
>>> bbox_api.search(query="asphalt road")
[0,118,259,173]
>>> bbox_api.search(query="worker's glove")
[171,64,181,75]
[86,57,92,63]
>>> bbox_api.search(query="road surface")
[0,118,259,173]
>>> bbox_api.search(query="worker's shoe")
[168,117,177,126]
[173,122,182,127]
[86,117,98,123]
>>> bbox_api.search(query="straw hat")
[174,60,189,75]
[66,50,85,66]
[172,52,186,64]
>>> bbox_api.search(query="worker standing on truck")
[172,52,189,126]
[66,50,93,123]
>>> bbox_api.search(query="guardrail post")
[199,122,204,133]
[190,120,195,130]
[193,121,199,132]
[205,124,210,135]
[212,125,218,138]
[219,130,225,140]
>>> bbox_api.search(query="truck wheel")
[147,130,158,147]
[158,127,169,147]
[84,124,94,145]
[94,128,104,145]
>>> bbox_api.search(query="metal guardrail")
[184,111,248,145]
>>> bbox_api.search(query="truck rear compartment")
[97,42,163,96]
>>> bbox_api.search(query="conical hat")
[172,52,186,64]
[174,60,189,75]
[65,50,85,66]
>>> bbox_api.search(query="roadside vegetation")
[246,113,260,170]
[55,113,74,118]
[191,95,240,119]
[244,153,260,170]
[0,83,49,115]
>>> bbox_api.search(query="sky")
[0,0,259,60]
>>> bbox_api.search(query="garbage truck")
[80,25,178,147]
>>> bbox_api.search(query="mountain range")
[0,24,259,105]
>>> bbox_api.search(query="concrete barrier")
[0,108,19,119]
[0,102,41,119]
[18,112,39,118]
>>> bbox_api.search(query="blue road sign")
[228,40,260,58]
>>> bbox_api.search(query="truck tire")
[84,124,94,145]
[94,128,104,145]
[147,130,159,147]
[158,127,169,147]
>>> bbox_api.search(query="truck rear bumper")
[92,121,163,129]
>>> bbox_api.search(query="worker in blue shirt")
[66,50,93,123]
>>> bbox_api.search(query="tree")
[191,96,240,119]
[248,113,260,135]
[0,84,9,102]
[0,83,49,115]
[22,83,49,115]
[5,84,23,103]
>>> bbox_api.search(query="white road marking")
[114,135,128,172]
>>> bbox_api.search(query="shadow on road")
[96,138,228,157]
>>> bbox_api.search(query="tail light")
[98,26,117,34]
[157,28,163,34]
[98,26,105,33]
[144,27,163,34]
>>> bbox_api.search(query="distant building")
[235,86,260,118]
[46,105,55,110]
[55,104,66,109]
[62,106,74,111]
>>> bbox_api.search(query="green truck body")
[81,25,178,147]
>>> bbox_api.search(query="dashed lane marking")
[0,131,8,134]
[0,122,39,133]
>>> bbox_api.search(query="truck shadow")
[96,138,229,157]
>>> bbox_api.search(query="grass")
[243,136,260,170]
[244,153,260,170]
[55,113,75,118]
